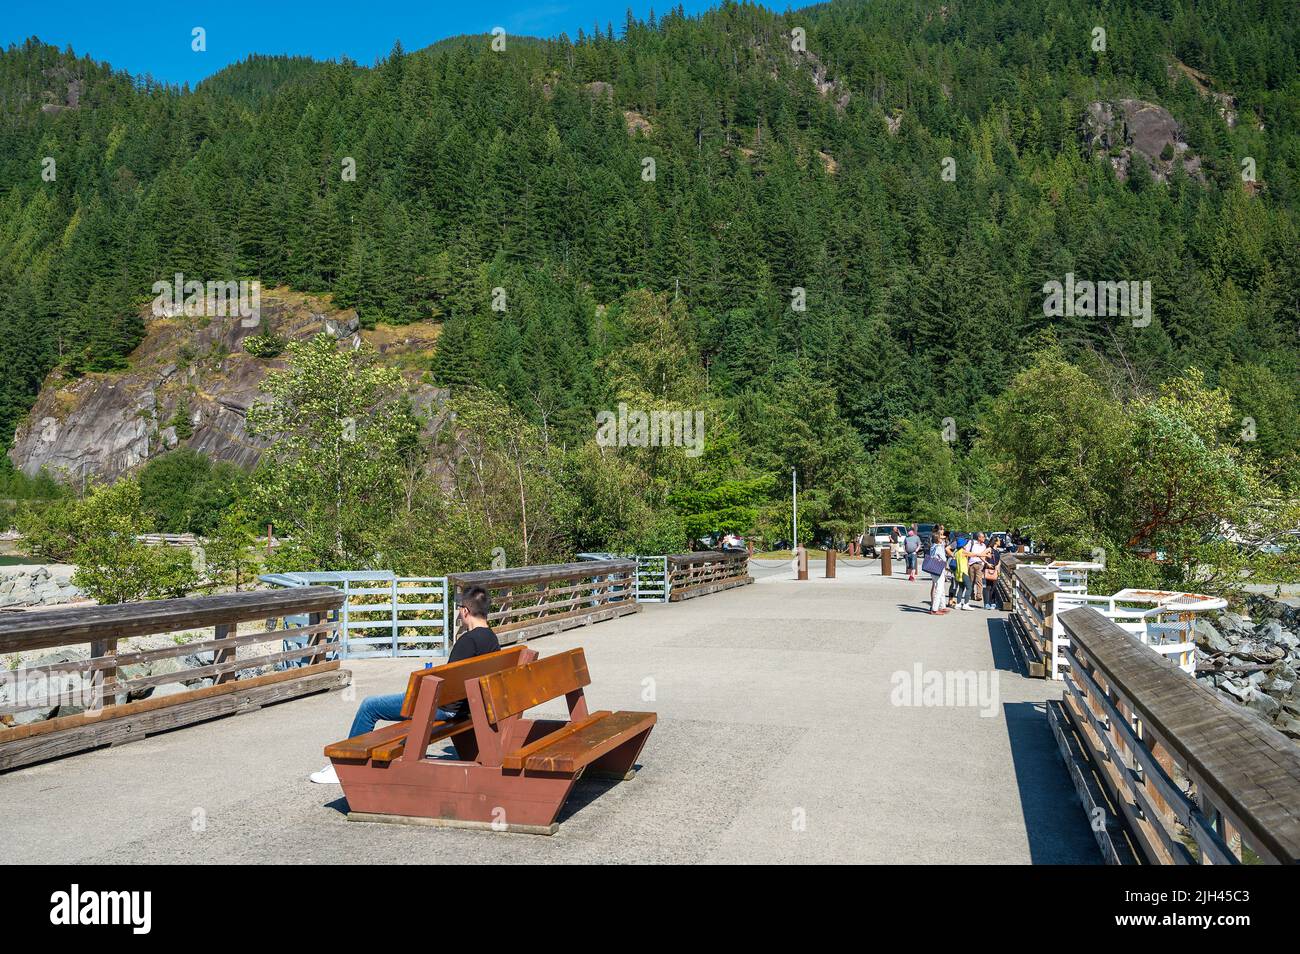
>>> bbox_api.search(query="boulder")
[1194,619,1233,654]
[31,648,89,668]
[10,705,57,726]
[147,682,197,699]
[1257,619,1286,644]
[182,651,215,670]
[321,312,360,338]
[1244,687,1281,718]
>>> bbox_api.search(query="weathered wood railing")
[995,553,1051,606]
[1006,563,1060,678]
[447,560,639,645]
[1052,606,1300,864]
[666,551,753,601]
[0,586,348,771]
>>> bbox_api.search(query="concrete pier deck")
[0,564,1098,864]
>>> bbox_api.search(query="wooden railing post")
[213,623,235,685]
[90,637,118,708]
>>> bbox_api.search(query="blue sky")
[2,0,727,87]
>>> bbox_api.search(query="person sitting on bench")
[310,585,499,784]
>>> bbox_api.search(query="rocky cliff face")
[8,290,444,481]
[1081,98,1205,183]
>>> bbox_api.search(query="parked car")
[868,524,907,549]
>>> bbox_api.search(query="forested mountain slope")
[0,0,1296,566]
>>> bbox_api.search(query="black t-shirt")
[443,625,500,719]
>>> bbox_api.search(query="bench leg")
[584,726,652,781]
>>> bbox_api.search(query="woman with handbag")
[983,539,1004,609]
[924,532,950,615]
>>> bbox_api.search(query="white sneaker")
[959,603,967,610]
[310,764,339,784]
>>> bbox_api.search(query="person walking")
[904,525,922,581]
[927,531,949,615]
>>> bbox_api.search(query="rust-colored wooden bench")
[328,647,656,835]
[324,645,534,766]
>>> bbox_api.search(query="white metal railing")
[1035,560,1104,594]
[1051,588,1225,677]
[260,571,449,659]
[635,555,669,603]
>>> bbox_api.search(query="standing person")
[309,585,499,785]
[966,532,989,608]
[904,525,922,581]
[983,538,1004,609]
[954,539,971,609]
[928,531,950,615]
[946,531,965,607]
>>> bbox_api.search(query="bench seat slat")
[521,710,656,773]
[502,711,613,770]
[324,717,469,762]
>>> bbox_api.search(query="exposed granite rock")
[1081,99,1204,184]
[9,291,445,482]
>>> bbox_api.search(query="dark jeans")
[348,692,459,737]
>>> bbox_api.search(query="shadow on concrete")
[895,603,933,614]
[985,618,1019,673]
[1002,701,1100,864]
[556,769,643,822]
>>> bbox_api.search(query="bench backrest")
[400,645,527,718]
[476,648,590,725]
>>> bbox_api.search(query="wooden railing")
[447,560,639,645]
[1003,557,1221,680]
[1054,606,1300,864]
[666,551,753,601]
[1006,563,1060,678]
[0,586,348,771]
